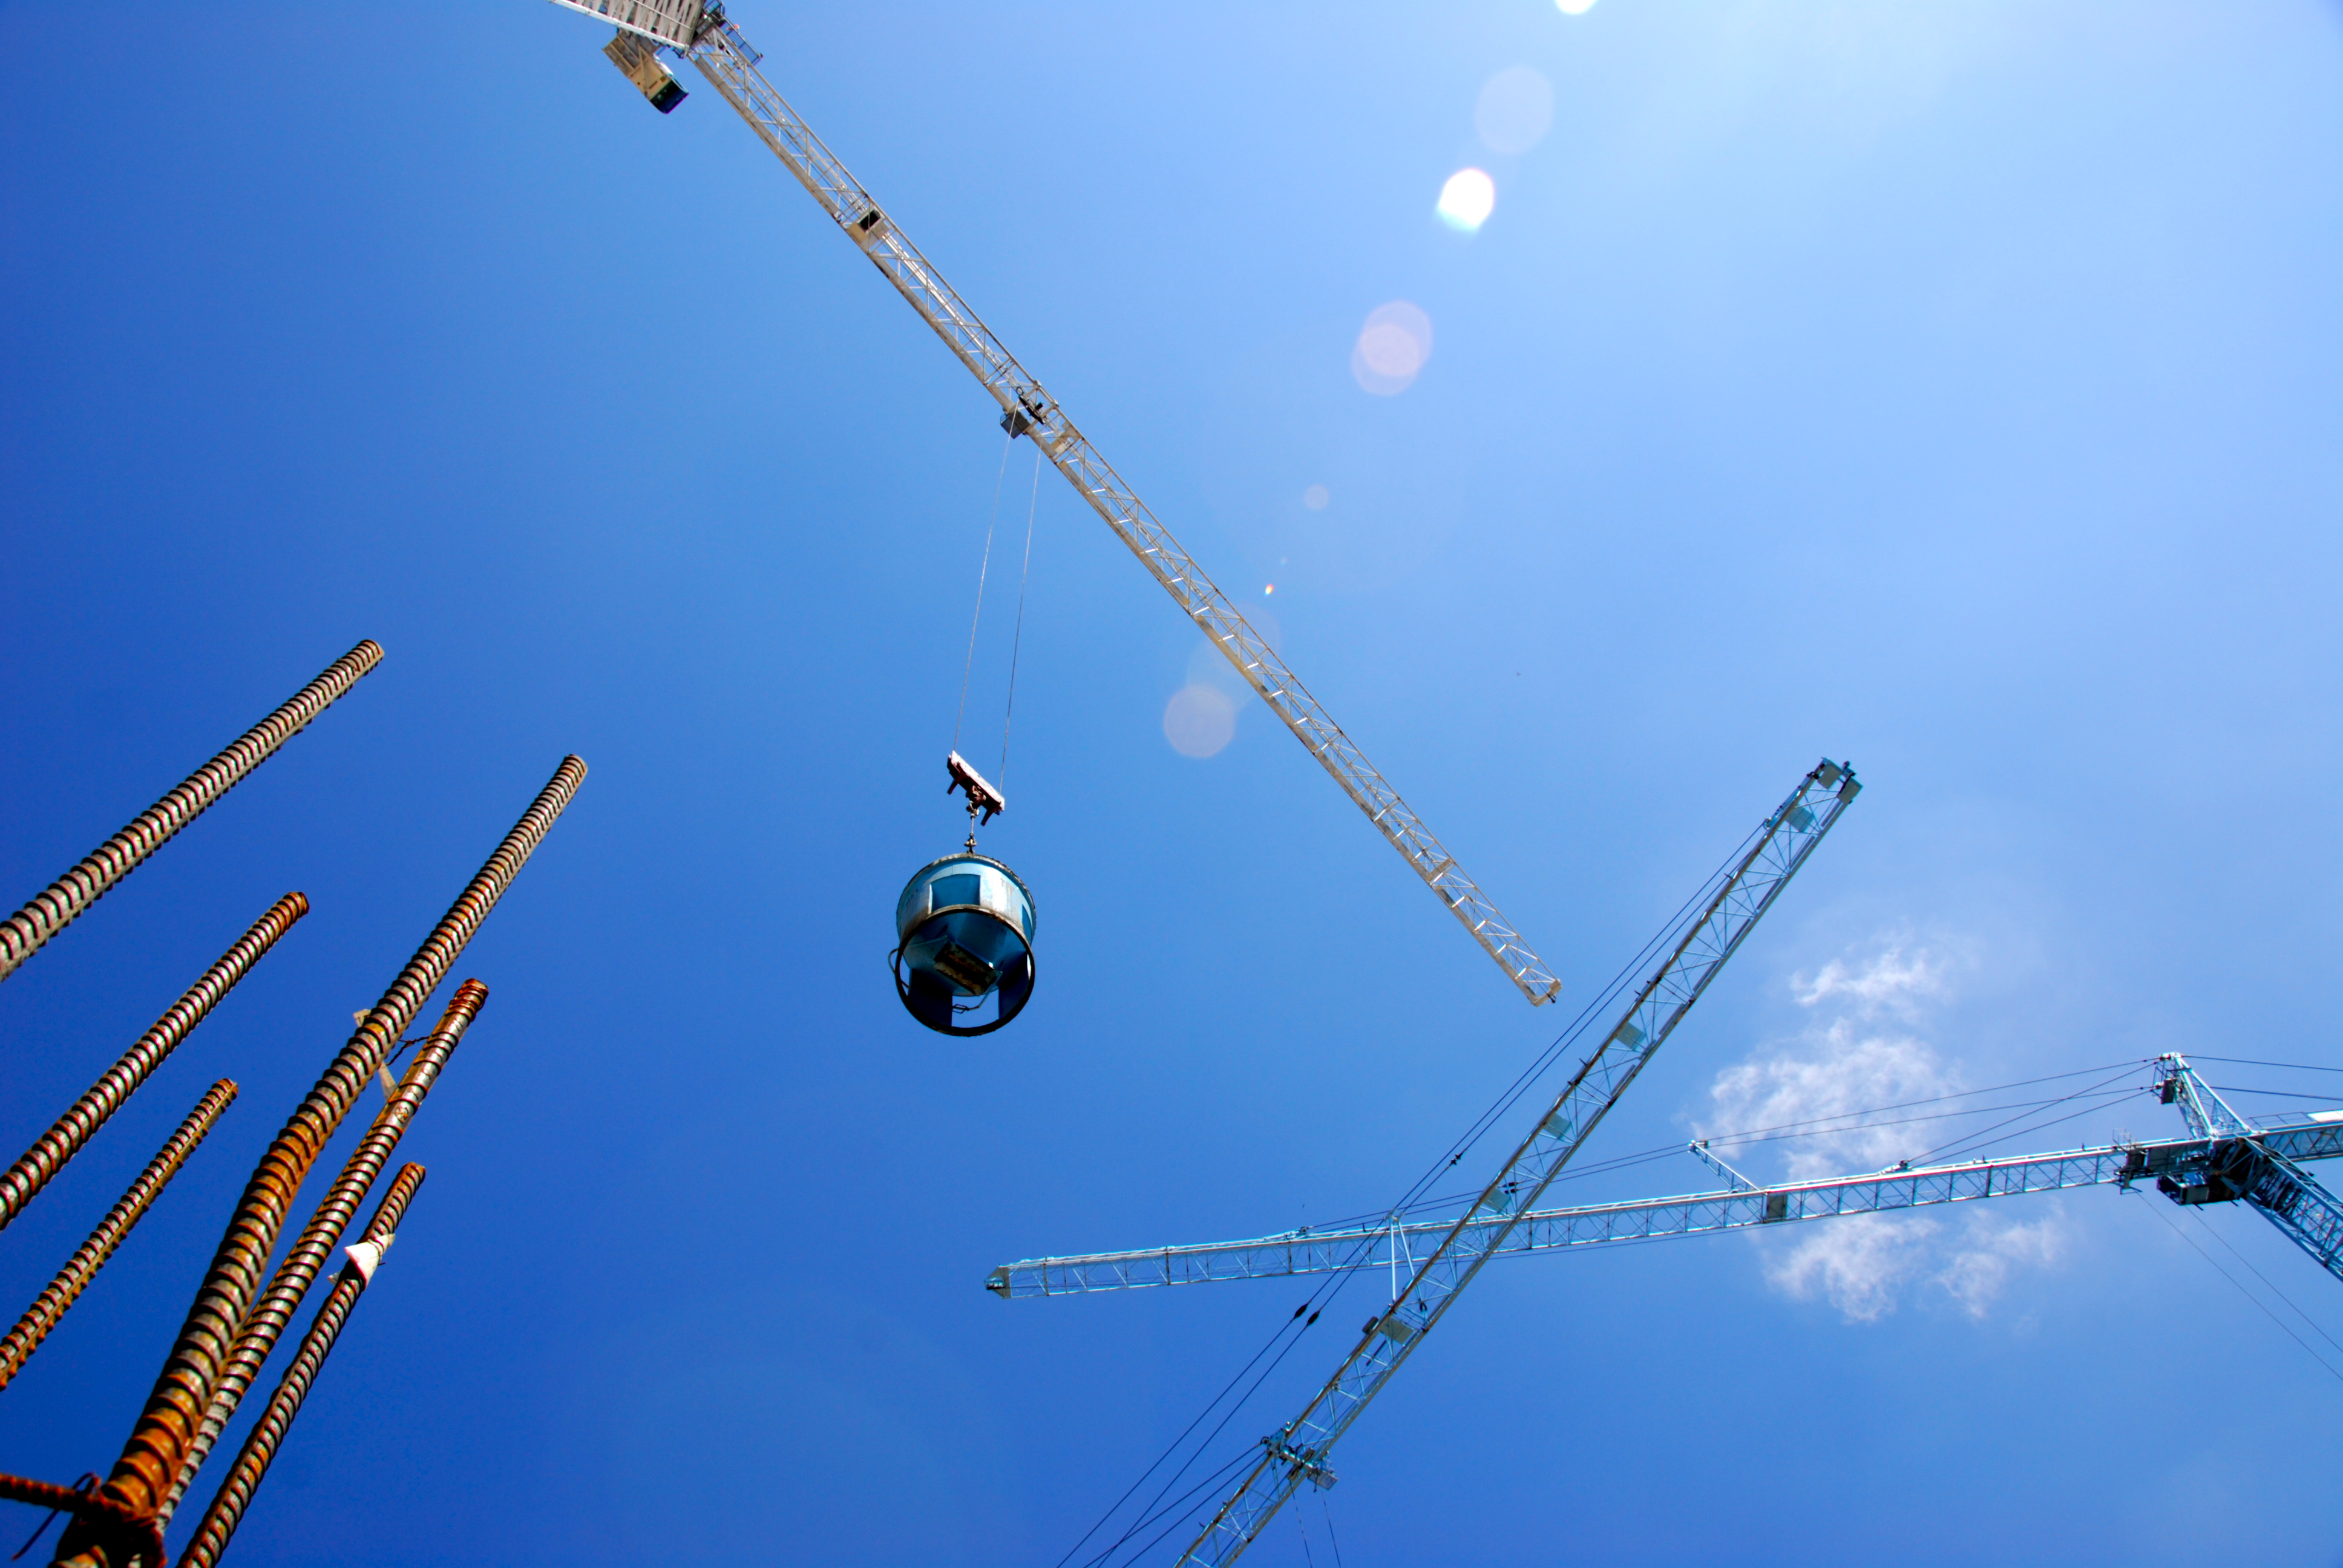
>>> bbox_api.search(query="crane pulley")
[540,0,1564,1007]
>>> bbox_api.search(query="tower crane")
[1134,757,1855,1565]
[540,0,1562,1005]
[988,1065,2343,1299]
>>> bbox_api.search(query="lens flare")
[1436,167,1496,232]
[1350,301,1434,396]
[1163,684,1236,758]
[1303,485,1329,511]
[1475,67,1553,155]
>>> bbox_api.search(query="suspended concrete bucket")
[892,851,1037,1036]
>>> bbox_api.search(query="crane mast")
[544,0,1561,1004]
[1176,758,1858,1566]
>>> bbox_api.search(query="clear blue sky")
[4,2,2341,1563]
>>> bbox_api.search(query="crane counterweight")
[603,31,686,113]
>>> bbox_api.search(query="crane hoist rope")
[545,0,1564,1007]
[951,433,1014,764]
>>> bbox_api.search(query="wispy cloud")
[1791,942,1947,1021]
[1765,1207,2067,1322]
[1702,938,2064,1322]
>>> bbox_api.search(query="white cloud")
[1763,1207,2067,1323]
[1705,936,2065,1322]
[1766,1213,1937,1321]
[1934,1209,2066,1319]
[1791,941,1946,1019]
[1702,1016,1955,1180]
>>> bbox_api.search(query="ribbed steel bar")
[0,1082,239,1391]
[55,758,584,1568]
[174,1165,424,1568]
[680,24,1559,1005]
[0,897,304,1233]
[0,643,378,987]
[159,983,486,1523]
[0,1477,156,1568]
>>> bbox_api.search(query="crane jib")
[1176,759,1858,1566]
[643,13,1562,1005]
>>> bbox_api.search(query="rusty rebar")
[0,1082,238,1393]
[0,897,303,1233]
[174,1165,424,1568]
[0,1477,157,1568]
[54,757,585,1568]
[0,642,378,987]
[159,982,485,1522]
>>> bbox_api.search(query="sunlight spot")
[1435,167,1496,232]
[1302,484,1329,511]
[1163,684,1236,758]
[1475,67,1553,155]
[1351,301,1434,395]
[1556,0,1595,14]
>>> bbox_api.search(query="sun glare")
[1436,168,1496,232]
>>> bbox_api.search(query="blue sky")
[3,1,2341,1563]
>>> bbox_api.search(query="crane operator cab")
[893,754,1037,1036]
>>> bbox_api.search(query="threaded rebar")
[0,642,378,986]
[0,896,304,1235]
[0,1082,238,1391]
[78,757,583,1542]
[160,982,485,1521]
[174,1165,425,1568]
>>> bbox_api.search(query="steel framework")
[989,1112,2343,1299]
[539,0,1560,1004]
[2149,1056,2343,1284]
[1164,759,1856,1564]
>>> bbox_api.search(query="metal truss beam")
[663,14,1559,1003]
[988,1117,2343,1300]
[1170,759,1856,1566]
[543,0,709,48]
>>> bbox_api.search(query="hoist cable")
[952,433,1014,756]
[998,444,1044,789]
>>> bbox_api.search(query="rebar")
[54,757,585,1568]
[0,897,304,1233]
[0,642,378,986]
[0,1477,156,1568]
[0,1083,238,1392]
[159,984,484,1523]
[174,1165,424,1568]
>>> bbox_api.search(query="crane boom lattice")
[541,1,1560,1002]
[1176,759,1858,1566]
[988,1117,2343,1298]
